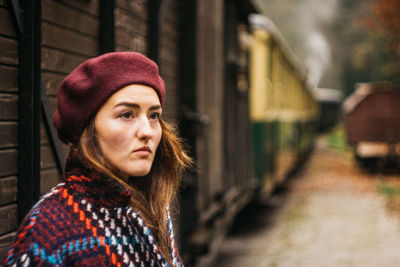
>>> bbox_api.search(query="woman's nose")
[137,116,153,139]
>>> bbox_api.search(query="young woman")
[3,52,191,267]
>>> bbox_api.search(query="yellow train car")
[249,14,319,198]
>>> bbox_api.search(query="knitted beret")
[53,52,165,144]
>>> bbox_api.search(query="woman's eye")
[149,112,161,121]
[119,111,133,119]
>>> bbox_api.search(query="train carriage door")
[175,0,200,260]
[192,0,225,235]
[223,1,251,200]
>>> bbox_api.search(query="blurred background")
[260,0,400,95]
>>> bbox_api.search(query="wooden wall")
[158,0,179,120]
[40,0,100,193]
[0,0,19,261]
[115,0,148,54]
[0,0,101,261]
[0,0,183,261]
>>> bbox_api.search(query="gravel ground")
[214,138,400,267]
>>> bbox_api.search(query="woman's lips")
[133,146,151,157]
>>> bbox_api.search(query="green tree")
[339,0,400,94]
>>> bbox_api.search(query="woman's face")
[94,84,162,179]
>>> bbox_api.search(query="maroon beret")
[53,51,165,144]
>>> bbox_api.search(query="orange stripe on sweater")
[67,195,73,206]
[62,189,68,199]
[86,218,91,229]
[99,236,105,246]
[79,210,85,221]
[92,227,97,237]
[73,202,78,213]
[80,174,92,181]
[69,175,82,181]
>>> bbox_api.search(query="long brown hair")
[76,118,192,266]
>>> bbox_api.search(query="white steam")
[259,0,339,88]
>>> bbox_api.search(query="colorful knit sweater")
[3,153,183,267]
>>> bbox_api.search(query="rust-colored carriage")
[343,82,400,169]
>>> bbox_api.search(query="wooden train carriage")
[178,1,260,264]
[343,82,400,163]
[0,0,260,263]
[249,14,318,197]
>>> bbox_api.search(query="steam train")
[0,0,319,265]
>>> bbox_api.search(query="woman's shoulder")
[23,182,72,228]
[2,183,82,266]
[3,184,182,266]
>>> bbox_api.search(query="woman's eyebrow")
[149,105,162,111]
[114,102,161,110]
[114,102,139,108]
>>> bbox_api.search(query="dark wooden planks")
[158,0,178,119]
[42,47,88,74]
[114,6,148,53]
[0,65,18,93]
[42,22,98,57]
[0,149,17,179]
[115,28,147,53]
[42,72,64,96]
[41,145,58,170]
[0,36,18,66]
[0,3,19,261]
[115,0,147,21]
[41,168,60,195]
[114,0,149,54]
[0,177,17,205]
[115,8,147,36]
[0,204,17,235]
[41,0,98,74]
[55,0,99,16]
[0,122,17,148]
[42,0,98,36]
[0,94,18,121]
[0,7,17,38]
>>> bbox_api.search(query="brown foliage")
[371,0,400,55]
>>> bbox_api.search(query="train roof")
[342,82,400,115]
[248,13,311,90]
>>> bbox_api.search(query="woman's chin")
[124,168,151,178]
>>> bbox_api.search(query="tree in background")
[368,0,400,82]
[371,0,400,57]
[341,0,400,94]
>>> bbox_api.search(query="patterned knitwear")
[2,152,183,267]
